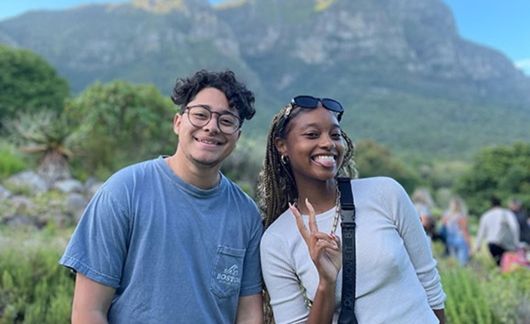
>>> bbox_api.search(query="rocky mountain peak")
[131,0,209,14]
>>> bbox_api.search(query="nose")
[203,113,221,133]
[319,133,335,149]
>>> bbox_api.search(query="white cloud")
[515,58,530,76]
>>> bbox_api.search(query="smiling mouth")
[194,136,223,145]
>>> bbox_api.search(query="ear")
[236,130,241,140]
[274,137,287,156]
[173,113,182,135]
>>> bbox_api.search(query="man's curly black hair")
[170,70,256,125]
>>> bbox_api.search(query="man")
[474,196,520,266]
[60,70,263,323]
[509,198,530,245]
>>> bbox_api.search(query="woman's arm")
[434,308,446,324]
[390,180,446,310]
[261,229,314,323]
[307,279,337,324]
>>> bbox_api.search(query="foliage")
[0,142,27,180]
[486,269,530,323]
[441,263,495,324]
[0,227,73,324]
[65,81,176,179]
[4,111,76,182]
[222,137,264,196]
[0,45,69,126]
[455,142,530,215]
[354,139,420,192]
[412,160,470,191]
[438,247,530,324]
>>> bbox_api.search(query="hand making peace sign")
[290,199,342,284]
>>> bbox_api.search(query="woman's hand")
[290,199,342,284]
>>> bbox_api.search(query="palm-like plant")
[4,110,76,184]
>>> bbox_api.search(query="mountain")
[219,0,530,105]
[1,0,529,160]
[0,0,261,94]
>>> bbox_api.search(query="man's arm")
[72,273,116,324]
[236,294,263,324]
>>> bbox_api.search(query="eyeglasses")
[184,105,241,134]
[290,95,344,121]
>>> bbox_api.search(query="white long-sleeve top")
[475,207,520,251]
[261,177,446,324]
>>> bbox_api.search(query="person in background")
[509,198,530,245]
[412,188,437,241]
[258,95,446,323]
[441,196,471,266]
[474,196,520,266]
[60,70,263,323]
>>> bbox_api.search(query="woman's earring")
[280,155,289,165]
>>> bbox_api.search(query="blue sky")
[442,0,530,75]
[1,0,529,74]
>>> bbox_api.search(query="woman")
[257,96,446,323]
[442,196,471,266]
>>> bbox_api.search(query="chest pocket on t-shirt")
[211,245,246,298]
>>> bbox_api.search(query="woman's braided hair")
[257,104,357,229]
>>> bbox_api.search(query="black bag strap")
[337,177,358,324]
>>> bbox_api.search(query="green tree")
[456,142,530,215]
[0,45,69,125]
[65,81,175,178]
[355,139,420,192]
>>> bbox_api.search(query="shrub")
[438,249,530,324]
[65,81,175,179]
[486,269,530,323]
[0,227,73,323]
[440,257,494,324]
[0,142,27,180]
[456,142,530,215]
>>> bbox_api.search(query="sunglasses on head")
[290,95,344,121]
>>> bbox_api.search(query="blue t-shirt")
[60,157,263,323]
